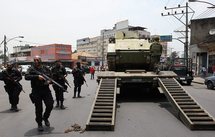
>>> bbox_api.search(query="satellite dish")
[209,29,215,35]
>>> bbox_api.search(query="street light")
[3,35,24,66]
[189,0,215,8]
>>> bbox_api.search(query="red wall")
[31,44,72,61]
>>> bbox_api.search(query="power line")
[195,8,215,18]
[161,2,195,68]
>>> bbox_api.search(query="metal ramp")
[86,78,117,131]
[158,78,215,130]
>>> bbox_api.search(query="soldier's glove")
[38,75,45,81]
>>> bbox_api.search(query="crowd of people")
[0,55,98,132]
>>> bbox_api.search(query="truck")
[169,58,193,85]
[86,31,215,131]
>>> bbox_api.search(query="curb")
[192,81,204,85]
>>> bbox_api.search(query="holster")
[16,83,23,92]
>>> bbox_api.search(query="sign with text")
[160,35,172,42]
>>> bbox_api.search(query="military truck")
[107,32,162,72]
[169,58,193,85]
[86,31,215,131]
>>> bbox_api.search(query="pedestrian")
[0,61,22,112]
[212,65,215,76]
[51,60,67,109]
[201,66,207,78]
[89,66,95,79]
[72,62,86,98]
[25,56,54,131]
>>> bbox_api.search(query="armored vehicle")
[86,31,215,131]
[107,31,163,72]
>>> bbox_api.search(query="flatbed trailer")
[86,71,215,131]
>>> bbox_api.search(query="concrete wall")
[190,17,215,45]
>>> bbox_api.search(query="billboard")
[160,35,172,42]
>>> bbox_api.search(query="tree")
[170,51,179,60]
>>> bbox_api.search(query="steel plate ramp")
[86,78,117,131]
[158,78,215,130]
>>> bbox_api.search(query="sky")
[0,0,215,54]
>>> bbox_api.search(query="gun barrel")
[31,67,68,92]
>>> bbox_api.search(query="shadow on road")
[0,109,21,113]
[24,127,64,136]
[117,85,167,102]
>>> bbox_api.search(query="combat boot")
[37,124,44,131]
[60,101,66,109]
[13,105,19,112]
[10,105,14,111]
[43,119,50,127]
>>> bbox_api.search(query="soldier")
[51,60,67,109]
[25,56,54,131]
[72,62,86,98]
[0,61,22,112]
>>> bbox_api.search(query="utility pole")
[2,35,24,66]
[102,32,104,67]
[185,2,189,67]
[161,3,194,68]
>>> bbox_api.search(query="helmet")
[33,55,42,62]
[6,60,15,69]
[76,62,81,67]
[55,59,62,67]
[55,59,61,63]
[76,62,80,65]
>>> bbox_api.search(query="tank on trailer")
[98,31,177,89]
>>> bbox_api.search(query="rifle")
[4,70,25,93]
[85,81,88,87]
[59,75,71,88]
[64,77,71,88]
[83,76,88,87]
[30,67,68,93]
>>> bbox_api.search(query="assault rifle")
[64,78,72,88]
[59,75,71,88]
[30,67,68,93]
[4,70,25,93]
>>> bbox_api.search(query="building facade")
[190,17,215,75]
[10,44,72,67]
[31,44,72,61]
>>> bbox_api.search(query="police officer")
[25,56,54,131]
[72,62,85,98]
[0,61,22,112]
[51,60,67,109]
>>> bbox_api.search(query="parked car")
[65,67,73,74]
[20,65,31,75]
[204,75,215,89]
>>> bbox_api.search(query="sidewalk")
[192,77,205,84]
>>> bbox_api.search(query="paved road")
[0,73,215,137]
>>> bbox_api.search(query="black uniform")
[25,65,54,128]
[51,64,67,109]
[72,64,85,98]
[0,67,22,111]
